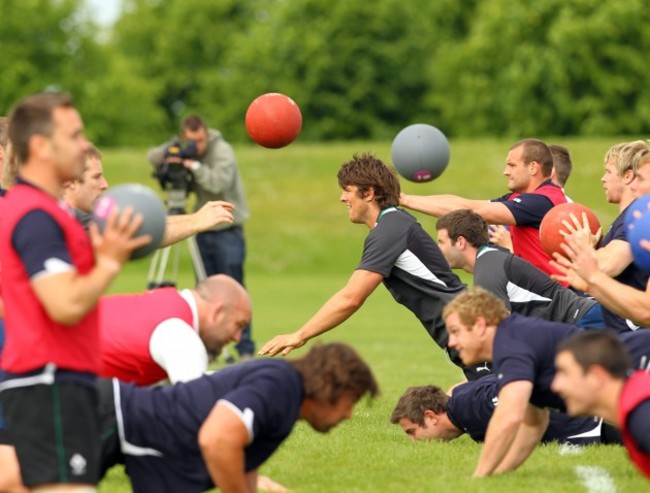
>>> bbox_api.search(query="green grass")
[97,138,645,492]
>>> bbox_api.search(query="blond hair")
[442,286,509,328]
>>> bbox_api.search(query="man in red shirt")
[99,274,250,386]
[552,330,650,479]
[0,92,148,492]
[400,138,567,276]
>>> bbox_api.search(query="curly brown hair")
[290,342,379,405]
[337,153,400,209]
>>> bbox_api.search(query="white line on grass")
[574,465,617,493]
[559,443,583,456]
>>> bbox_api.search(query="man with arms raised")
[553,143,650,329]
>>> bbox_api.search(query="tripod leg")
[187,235,207,282]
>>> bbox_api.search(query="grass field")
[97,137,645,492]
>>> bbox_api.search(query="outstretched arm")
[400,194,516,225]
[161,201,235,247]
[474,380,533,478]
[258,269,383,356]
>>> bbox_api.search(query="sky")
[84,0,123,26]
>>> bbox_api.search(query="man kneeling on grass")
[0,343,378,493]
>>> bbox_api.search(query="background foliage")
[2,0,650,145]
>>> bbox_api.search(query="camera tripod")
[147,190,206,289]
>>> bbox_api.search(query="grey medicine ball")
[92,184,166,260]
[391,124,450,183]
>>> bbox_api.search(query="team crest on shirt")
[69,453,87,476]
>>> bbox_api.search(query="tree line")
[2,0,649,146]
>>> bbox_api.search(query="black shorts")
[1,382,100,487]
[97,378,124,477]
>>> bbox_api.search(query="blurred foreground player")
[553,331,650,479]
[101,342,378,493]
[0,92,148,492]
[99,274,250,385]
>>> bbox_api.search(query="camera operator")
[147,115,254,361]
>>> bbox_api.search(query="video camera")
[152,139,198,213]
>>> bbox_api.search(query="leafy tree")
[113,0,269,137]
[427,0,650,136]
[201,0,478,141]
[0,0,90,113]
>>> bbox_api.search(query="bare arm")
[199,402,250,493]
[595,239,633,277]
[552,230,650,326]
[494,404,550,473]
[474,380,533,478]
[400,194,516,225]
[161,201,235,247]
[31,208,150,325]
[258,269,384,356]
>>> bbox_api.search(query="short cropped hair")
[549,144,572,187]
[390,385,449,426]
[510,138,554,177]
[181,114,208,133]
[442,286,509,328]
[436,209,489,248]
[337,153,400,209]
[556,331,632,379]
[8,92,74,163]
[290,342,379,405]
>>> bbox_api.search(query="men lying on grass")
[442,286,650,477]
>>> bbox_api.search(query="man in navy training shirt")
[0,342,378,493]
[442,286,650,478]
[390,375,615,445]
